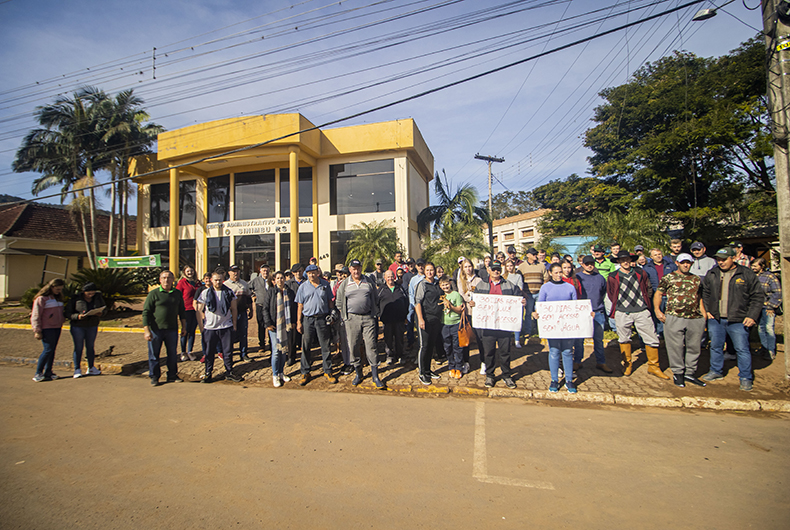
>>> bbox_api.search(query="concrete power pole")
[763,0,790,380]
[475,153,504,257]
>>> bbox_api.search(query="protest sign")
[535,300,593,339]
[471,293,523,332]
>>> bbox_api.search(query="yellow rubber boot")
[646,345,670,380]
[620,343,633,376]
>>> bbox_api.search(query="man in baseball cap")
[689,242,716,277]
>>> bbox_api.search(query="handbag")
[458,309,472,348]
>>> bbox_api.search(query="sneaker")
[549,381,559,392]
[50,373,59,380]
[684,375,706,387]
[723,352,737,361]
[73,369,83,379]
[566,381,577,393]
[673,374,685,387]
[180,354,188,362]
[151,378,160,387]
[341,365,354,375]
[514,341,521,349]
[32,374,45,382]
[200,355,206,363]
[166,376,184,383]
[273,376,282,388]
[430,371,440,380]
[226,373,243,382]
[281,374,291,382]
[461,362,470,374]
[504,377,516,389]
[739,378,753,392]
[436,357,447,365]
[87,366,101,376]
[200,373,212,384]
[701,371,724,382]
[479,363,486,375]
[419,374,431,385]
[187,352,198,361]
[485,376,495,388]
[241,354,252,362]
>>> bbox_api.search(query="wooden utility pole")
[475,153,504,258]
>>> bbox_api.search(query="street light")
[691,0,737,22]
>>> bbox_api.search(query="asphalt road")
[1,364,788,530]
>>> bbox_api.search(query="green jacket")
[142,287,186,330]
[594,258,618,280]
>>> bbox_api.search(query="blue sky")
[0,0,762,212]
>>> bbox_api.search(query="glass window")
[149,183,169,228]
[179,180,196,226]
[148,239,195,272]
[279,167,313,218]
[330,159,395,215]
[235,235,275,281]
[330,230,354,268]
[279,233,313,272]
[208,237,230,272]
[235,170,275,220]
[208,175,230,224]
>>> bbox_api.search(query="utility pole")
[762,1,790,380]
[475,153,504,258]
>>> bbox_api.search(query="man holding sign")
[468,260,526,389]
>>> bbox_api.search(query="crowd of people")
[30,239,781,393]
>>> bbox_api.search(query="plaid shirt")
[757,270,782,309]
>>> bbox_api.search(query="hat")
[690,241,704,251]
[416,258,426,266]
[582,255,595,265]
[615,250,632,261]
[375,259,383,265]
[592,244,605,252]
[349,259,362,267]
[526,248,538,256]
[715,247,736,259]
[310,256,317,261]
[82,282,98,292]
[340,267,350,275]
[305,264,319,272]
[229,264,241,271]
[676,253,694,263]
[259,263,269,269]
[406,258,415,264]
[290,262,302,272]
[730,241,743,248]
[457,256,466,263]
[507,245,516,254]
[490,260,503,271]
[634,245,645,252]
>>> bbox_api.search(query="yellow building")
[483,209,550,255]
[132,113,434,278]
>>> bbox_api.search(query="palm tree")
[13,87,113,267]
[417,170,490,235]
[422,221,488,272]
[585,209,670,253]
[345,219,402,271]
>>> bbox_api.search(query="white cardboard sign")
[535,300,593,339]
[471,294,524,332]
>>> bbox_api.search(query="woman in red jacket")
[176,265,201,361]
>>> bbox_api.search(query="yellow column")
[289,146,300,265]
[200,176,209,275]
[169,166,180,276]
[312,165,318,259]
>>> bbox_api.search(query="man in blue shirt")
[295,264,336,385]
[406,259,426,360]
[576,256,612,373]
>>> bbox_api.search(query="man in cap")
[654,253,707,387]
[607,250,668,379]
[517,248,547,340]
[369,259,387,287]
[507,246,523,267]
[634,245,645,256]
[338,259,385,388]
[468,260,526,388]
[295,263,336,385]
[730,241,752,267]
[592,244,617,279]
[224,265,254,362]
[576,255,612,373]
[689,242,716,277]
[250,263,272,353]
[700,247,764,391]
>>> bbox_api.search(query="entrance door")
[235,235,275,281]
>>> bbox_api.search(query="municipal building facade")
[133,114,434,279]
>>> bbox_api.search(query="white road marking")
[473,401,555,490]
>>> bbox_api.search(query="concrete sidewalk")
[2,326,788,412]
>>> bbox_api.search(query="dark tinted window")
[179,180,196,226]
[150,183,169,228]
[235,170,276,220]
[279,167,313,218]
[330,159,395,215]
[208,175,230,224]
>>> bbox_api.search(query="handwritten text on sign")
[535,300,593,339]
[472,294,523,332]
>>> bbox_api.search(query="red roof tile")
[0,202,136,244]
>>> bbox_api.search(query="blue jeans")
[572,338,584,363]
[268,329,287,377]
[36,328,61,377]
[653,296,667,336]
[708,318,752,380]
[548,338,574,383]
[71,325,98,369]
[442,322,463,371]
[757,308,776,355]
[591,310,607,364]
[181,310,198,354]
[522,294,538,335]
[232,312,249,357]
[148,328,179,381]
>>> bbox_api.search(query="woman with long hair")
[262,271,296,387]
[751,258,782,360]
[67,282,106,378]
[176,265,201,361]
[457,258,481,373]
[503,259,525,348]
[31,278,66,382]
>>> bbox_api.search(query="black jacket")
[67,293,106,328]
[701,264,764,323]
[261,284,297,329]
[377,284,408,323]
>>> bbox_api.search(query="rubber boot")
[352,366,363,386]
[646,345,670,379]
[620,343,633,376]
[371,365,387,390]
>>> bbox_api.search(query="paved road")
[1,364,788,530]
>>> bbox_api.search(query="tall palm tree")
[585,209,670,253]
[345,219,402,271]
[422,221,488,272]
[13,87,112,267]
[417,170,490,235]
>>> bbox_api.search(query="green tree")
[417,170,490,234]
[487,190,540,220]
[345,219,402,271]
[422,222,488,272]
[583,209,670,253]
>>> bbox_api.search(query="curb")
[0,323,171,334]
[0,356,145,376]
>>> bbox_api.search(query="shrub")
[21,281,80,310]
[70,268,143,310]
